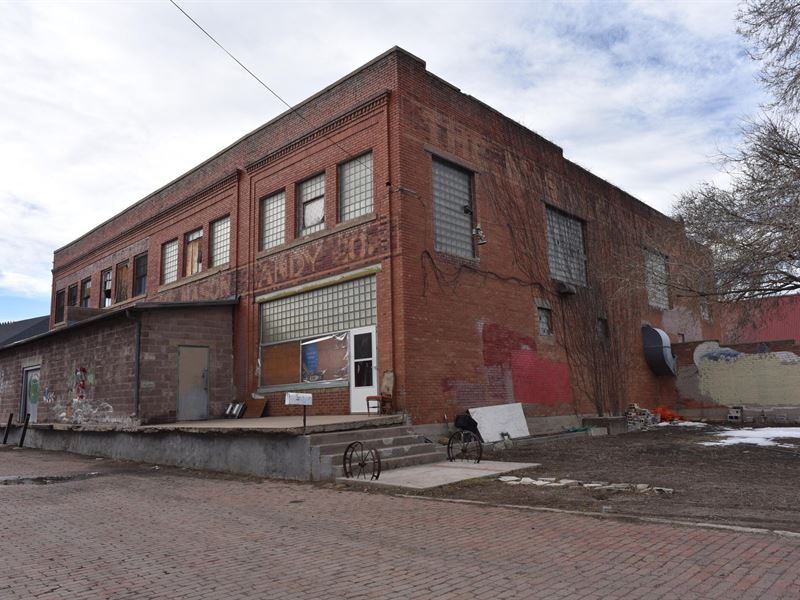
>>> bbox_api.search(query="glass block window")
[339,152,373,221]
[298,173,325,236]
[210,216,230,267]
[645,249,669,310]
[80,277,91,307]
[538,307,553,336]
[546,207,586,286]
[432,158,473,258]
[133,253,148,297]
[101,269,112,307]
[161,239,178,284]
[261,276,376,344]
[261,191,286,250]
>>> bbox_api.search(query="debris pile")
[625,403,660,431]
[497,475,673,495]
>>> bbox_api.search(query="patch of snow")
[658,421,707,428]
[700,427,800,448]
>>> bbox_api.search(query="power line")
[168,0,370,171]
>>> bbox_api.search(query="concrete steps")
[309,424,447,480]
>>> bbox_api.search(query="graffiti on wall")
[679,341,800,407]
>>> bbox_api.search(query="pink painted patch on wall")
[510,349,572,406]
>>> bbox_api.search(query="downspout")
[125,309,141,420]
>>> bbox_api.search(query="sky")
[0,0,764,322]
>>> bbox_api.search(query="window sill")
[257,214,376,260]
[157,264,229,293]
[257,380,349,394]
[104,293,147,311]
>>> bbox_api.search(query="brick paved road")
[1,448,799,599]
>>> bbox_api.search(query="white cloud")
[0,0,764,317]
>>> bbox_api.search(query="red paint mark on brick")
[510,349,571,406]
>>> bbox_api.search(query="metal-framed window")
[101,269,112,307]
[298,173,325,236]
[161,239,178,284]
[54,290,65,323]
[261,191,286,250]
[538,308,553,336]
[79,277,91,307]
[545,207,587,286]
[133,253,148,297]
[210,216,230,267]
[67,284,78,307]
[339,152,373,222]
[115,261,129,303]
[184,229,203,277]
[432,158,474,258]
[644,249,669,310]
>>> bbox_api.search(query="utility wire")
[168,0,370,171]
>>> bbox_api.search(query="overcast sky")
[0,0,763,322]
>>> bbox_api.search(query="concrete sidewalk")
[337,460,539,490]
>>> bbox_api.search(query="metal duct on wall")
[641,325,677,376]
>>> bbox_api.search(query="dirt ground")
[411,425,800,533]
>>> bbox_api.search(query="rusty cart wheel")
[343,441,382,480]
[447,430,482,463]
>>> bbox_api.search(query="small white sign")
[285,392,313,406]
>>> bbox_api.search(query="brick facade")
[3,47,717,426]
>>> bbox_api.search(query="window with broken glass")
[545,207,587,286]
[161,239,178,284]
[298,173,325,236]
[339,152,373,222]
[432,158,474,259]
[644,249,669,310]
[101,269,112,307]
[184,229,203,277]
[79,278,91,307]
[259,276,376,388]
[538,307,553,336]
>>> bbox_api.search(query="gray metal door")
[177,346,209,421]
[21,367,40,423]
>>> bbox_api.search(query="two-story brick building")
[0,47,718,427]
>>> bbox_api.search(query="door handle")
[202,369,209,391]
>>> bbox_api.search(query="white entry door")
[349,326,377,413]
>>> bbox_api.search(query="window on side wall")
[261,191,286,250]
[184,229,203,276]
[55,290,65,323]
[339,152,373,222]
[298,173,325,236]
[210,216,230,267]
[67,284,78,308]
[79,277,91,307]
[133,253,148,297]
[545,207,587,286]
[432,158,474,259]
[101,269,112,307]
[644,249,669,310]
[161,239,178,284]
[115,261,129,303]
[538,307,553,336]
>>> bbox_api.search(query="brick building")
[0,47,717,427]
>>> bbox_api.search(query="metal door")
[177,346,209,421]
[21,367,40,423]
[349,326,377,413]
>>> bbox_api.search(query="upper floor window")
[115,261,129,303]
[161,239,179,284]
[210,216,230,267]
[298,173,325,236]
[67,284,78,308]
[546,207,586,286]
[432,158,474,259]
[101,269,112,307]
[55,290,65,323]
[644,249,669,310]
[538,307,553,336]
[339,152,373,222]
[79,278,91,307]
[261,191,286,251]
[133,253,148,297]
[184,229,203,277]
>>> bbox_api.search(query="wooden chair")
[367,370,394,415]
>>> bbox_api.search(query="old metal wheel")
[342,441,382,480]
[447,430,482,463]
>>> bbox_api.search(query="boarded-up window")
[645,249,669,310]
[261,191,285,250]
[184,229,203,276]
[298,173,325,236]
[432,158,473,258]
[115,261,129,303]
[546,207,586,286]
[161,240,178,284]
[80,277,91,307]
[339,152,373,222]
[133,253,147,297]
[101,269,113,307]
[210,216,230,267]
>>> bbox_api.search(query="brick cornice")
[245,91,390,174]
